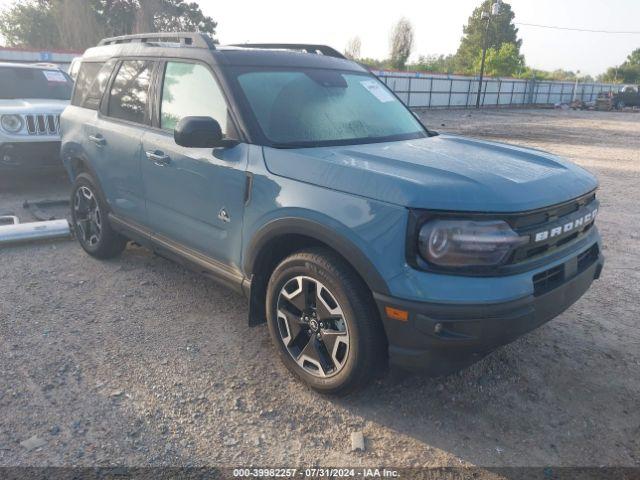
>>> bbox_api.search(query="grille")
[533,243,599,297]
[25,114,60,135]
[577,244,599,272]
[509,193,598,264]
[533,264,564,296]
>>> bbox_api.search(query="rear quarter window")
[71,60,117,110]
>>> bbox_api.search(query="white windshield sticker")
[43,70,67,83]
[360,79,395,103]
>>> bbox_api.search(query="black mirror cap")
[174,116,223,148]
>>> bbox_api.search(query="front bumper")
[374,245,604,375]
[0,141,62,171]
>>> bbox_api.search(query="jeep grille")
[25,114,60,136]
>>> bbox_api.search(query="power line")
[515,22,640,34]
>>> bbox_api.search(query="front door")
[141,61,248,270]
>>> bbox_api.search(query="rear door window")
[107,60,154,124]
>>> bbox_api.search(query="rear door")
[140,60,248,269]
[64,59,115,174]
[93,59,156,225]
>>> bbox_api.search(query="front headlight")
[1,114,24,133]
[418,219,528,268]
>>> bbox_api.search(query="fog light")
[434,323,443,334]
[0,144,17,166]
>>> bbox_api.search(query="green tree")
[135,0,217,34]
[410,54,457,74]
[598,48,640,84]
[389,18,414,70]
[475,42,523,77]
[455,0,522,74]
[0,0,217,50]
[358,57,391,69]
[344,36,362,60]
[52,0,105,51]
[98,0,142,38]
[0,1,60,49]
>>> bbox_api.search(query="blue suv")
[61,33,604,394]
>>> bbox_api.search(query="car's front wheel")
[266,248,386,395]
[71,173,127,259]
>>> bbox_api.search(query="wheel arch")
[243,217,389,326]
[67,155,95,180]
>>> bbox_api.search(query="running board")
[108,213,246,295]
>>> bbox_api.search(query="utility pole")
[573,70,581,102]
[476,1,501,109]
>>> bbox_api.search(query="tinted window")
[160,62,228,132]
[68,58,82,80]
[71,61,116,109]
[107,60,153,124]
[83,60,117,110]
[0,67,73,100]
[72,62,102,106]
[235,69,425,147]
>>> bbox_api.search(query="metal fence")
[373,70,617,109]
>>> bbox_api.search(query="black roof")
[82,36,366,72]
[215,47,365,71]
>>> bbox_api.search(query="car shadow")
[105,241,635,468]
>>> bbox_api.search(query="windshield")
[0,67,73,100]
[234,68,426,147]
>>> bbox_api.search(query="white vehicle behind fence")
[0,62,73,172]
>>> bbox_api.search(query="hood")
[262,135,598,212]
[0,98,69,114]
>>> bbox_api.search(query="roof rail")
[230,43,346,60]
[98,32,216,49]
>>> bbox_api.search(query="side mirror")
[174,116,223,148]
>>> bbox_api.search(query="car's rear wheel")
[266,248,386,395]
[71,173,127,259]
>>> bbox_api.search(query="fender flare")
[243,216,390,295]
[63,148,99,182]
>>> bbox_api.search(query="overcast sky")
[1,0,638,76]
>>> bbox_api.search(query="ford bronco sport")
[61,33,604,394]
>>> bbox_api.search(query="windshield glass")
[0,67,73,100]
[234,68,426,147]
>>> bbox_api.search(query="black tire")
[70,172,127,259]
[266,248,386,395]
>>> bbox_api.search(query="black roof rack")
[98,32,216,49]
[230,43,346,60]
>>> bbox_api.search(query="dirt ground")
[0,109,638,471]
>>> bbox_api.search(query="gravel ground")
[0,109,638,470]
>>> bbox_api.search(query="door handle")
[145,150,171,166]
[88,134,106,147]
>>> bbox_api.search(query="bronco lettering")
[534,208,598,243]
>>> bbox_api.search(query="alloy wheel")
[276,276,350,378]
[74,186,102,247]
